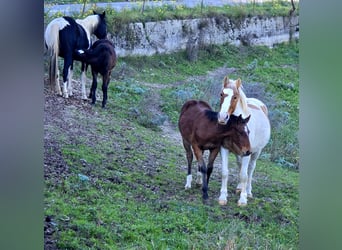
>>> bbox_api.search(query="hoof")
[218,200,227,205]
[236,188,241,194]
[237,201,247,207]
[185,184,191,189]
[247,193,253,198]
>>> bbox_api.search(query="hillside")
[44,42,299,249]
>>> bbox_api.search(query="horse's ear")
[93,10,97,15]
[243,115,251,123]
[102,11,106,17]
[236,78,242,88]
[223,75,229,87]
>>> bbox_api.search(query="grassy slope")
[45,42,298,249]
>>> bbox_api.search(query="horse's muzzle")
[217,113,229,125]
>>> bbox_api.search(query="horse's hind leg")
[68,64,73,97]
[56,68,61,95]
[183,139,193,189]
[196,150,204,185]
[101,72,110,108]
[246,150,261,198]
[207,147,219,185]
[90,70,98,105]
[62,56,73,98]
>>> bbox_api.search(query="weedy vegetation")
[44,2,298,249]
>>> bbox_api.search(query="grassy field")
[44,40,298,249]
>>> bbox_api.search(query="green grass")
[45,40,298,249]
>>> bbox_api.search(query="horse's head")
[93,11,107,39]
[218,76,248,124]
[224,114,251,156]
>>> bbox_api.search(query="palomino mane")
[204,110,218,122]
[237,85,251,117]
[76,14,100,38]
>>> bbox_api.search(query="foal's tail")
[44,21,60,88]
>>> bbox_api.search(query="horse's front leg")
[183,139,193,189]
[236,155,243,193]
[219,147,229,205]
[238,155,251,206]
[81,62,88,100]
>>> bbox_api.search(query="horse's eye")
[233,96,237,100]
[220,93,223,97]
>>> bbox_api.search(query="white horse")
[217,76,271,206]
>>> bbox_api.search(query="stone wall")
[108,15,299,57]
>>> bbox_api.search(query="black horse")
[74,39,117,108]
[44,11,107,99]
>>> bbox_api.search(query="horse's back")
[247,98,268,116]
[180,100,211,116]
[247,101,271,151]
[86,39,116,72]
[178,100,214,143]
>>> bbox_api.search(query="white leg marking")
[68,68,73,96]
[185,174,192,189]
[62,81,69,98]
[81,71,87,100]
[235,155,243,193]
[56,69,62,96]
[246,151,260,198]
[238,155,251,206]
[219,147,229,205]
[196,170,202,185]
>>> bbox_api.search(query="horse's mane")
[238,85,251,117]
[204,110,218,122]
[76,14,100,35]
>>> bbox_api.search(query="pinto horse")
[74,39,117,108]
[218,76,271,206]
[178,100,251,202]
[44,11,107,99]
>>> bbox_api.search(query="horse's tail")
[44,20,61,88]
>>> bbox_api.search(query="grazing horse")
[218,76,271,206]
[44,11,107,99]
[74,39,117,108]
[178,100,251,202]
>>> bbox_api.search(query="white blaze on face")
[218,88,234,123]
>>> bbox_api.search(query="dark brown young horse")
[178,100,251,201]
[74,39,117,108]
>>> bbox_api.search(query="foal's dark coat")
[74,39,117,108]
[178,100,251,201]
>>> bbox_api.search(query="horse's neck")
[76,18,95,43]
[233,97,250,119]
